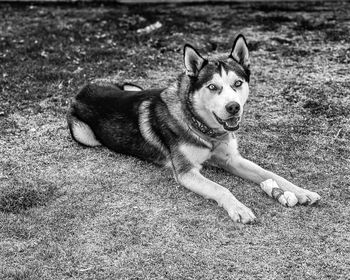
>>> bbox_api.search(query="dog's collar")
[190,115,227,138]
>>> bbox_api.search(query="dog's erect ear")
[229,34,250,69]
[183,44,207,77]
[122,83,143,91]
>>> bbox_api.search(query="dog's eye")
[207,84,218,91]
[234,80,243,88]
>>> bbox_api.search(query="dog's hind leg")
[68,115,101,147]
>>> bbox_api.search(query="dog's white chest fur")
[179,144,211,168]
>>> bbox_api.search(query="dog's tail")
[89,78,143,92]
[121,83,143,92]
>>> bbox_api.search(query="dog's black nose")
[225,101,240,115]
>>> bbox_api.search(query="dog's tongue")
[225,117,239,127]
[222,117,240,131]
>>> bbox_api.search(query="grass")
[1,1,349,279]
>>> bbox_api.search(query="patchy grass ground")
[1,1,349,279]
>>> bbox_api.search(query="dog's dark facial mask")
[184,35,250,133]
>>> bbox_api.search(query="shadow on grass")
[0,181,57,214]
[281,81,350,119]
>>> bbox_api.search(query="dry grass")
[1,1,349,279]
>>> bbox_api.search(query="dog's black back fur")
[69,83,170,164]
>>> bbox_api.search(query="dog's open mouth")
[213,112,240,131]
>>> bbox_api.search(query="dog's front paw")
[295,190,321,205]
[227,202,256,224]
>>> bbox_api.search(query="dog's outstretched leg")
[171,144,256,224]
[227,157,321,205]
[177,168,256,223]
[211,136,321,205]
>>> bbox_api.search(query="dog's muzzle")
[213,112,241,131]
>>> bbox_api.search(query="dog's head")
[184,34,250,132]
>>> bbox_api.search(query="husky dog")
[67,35,320,224]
